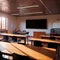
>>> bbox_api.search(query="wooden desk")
[55,36,60,39]
[0,42,25,56]
[41,35,60,39]
[0,33,28,44]
[29,37,60,45]
[0,42,56,60]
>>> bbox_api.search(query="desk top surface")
[0,42,56,60]
[41,35,60,38]
[0,33,27,37]
[29,37,60,44]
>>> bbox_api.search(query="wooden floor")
[0,41,56,60]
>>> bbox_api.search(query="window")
[0,16,8,30]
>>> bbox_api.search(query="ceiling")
[0,0,60,16]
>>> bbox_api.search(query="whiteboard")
[53,22,60,28]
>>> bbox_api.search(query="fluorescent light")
[23,12,43,15]
[11,14,19,15]
[17,5,39,9]
[11,12,43,16]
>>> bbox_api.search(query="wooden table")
[29,37,60,46]
[0,42,56,60]
[55,36,60,39]
[0,33,28,44]
[41,35,60,39]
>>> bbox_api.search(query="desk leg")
[31,41,34,46]
[24,38,26,44]
[55,44,60,60]
[24,36,29,45]
[26,36,29,45]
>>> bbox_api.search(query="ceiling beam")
[39,0,52,13]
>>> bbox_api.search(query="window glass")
[0,16,8,30]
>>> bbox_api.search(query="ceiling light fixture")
[23,12,43,15]
[17,5,39,9]
[11,14,19,15]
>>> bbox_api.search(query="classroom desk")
[55,36,60,39]
[0,33,28,44]
[0,42,56,60]
[29,37,60,46]
[41,35,60,39]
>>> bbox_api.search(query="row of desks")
[0,33,60,46]
[1,33,60,44]
[0,42,56,60]
[0,33,59,60]
[0,33,28,44]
